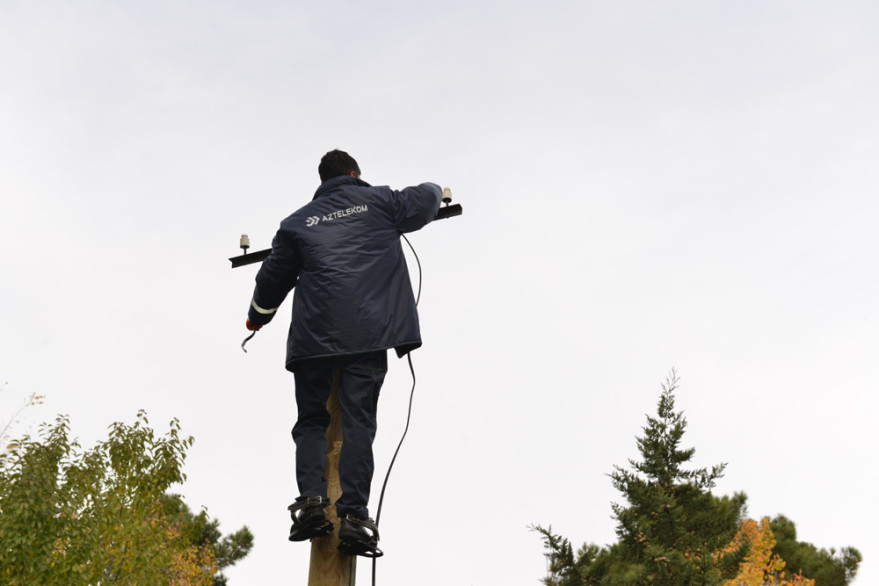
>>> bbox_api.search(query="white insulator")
[442,187,452,204]
[240,234,251,251]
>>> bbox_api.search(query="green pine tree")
[770,515,861,586]
[605,370,747,585]
[533,371,862,586]
[534,370,747,586]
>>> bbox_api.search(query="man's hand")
[246,319,262,331]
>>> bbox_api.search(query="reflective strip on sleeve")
[251,299,279,315]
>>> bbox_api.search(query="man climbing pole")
[244,149,442,558]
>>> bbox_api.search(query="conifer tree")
[534,371,747,585]
[604,370,748,584]
[533,371,861,586]
[770,515,861,586]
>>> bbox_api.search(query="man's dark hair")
[318,149,361,182]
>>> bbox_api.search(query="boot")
[337,515,383,558]
[288,497,333,542]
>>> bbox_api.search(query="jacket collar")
[313,175,371,200]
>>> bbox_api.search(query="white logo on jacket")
[305,205,369,227]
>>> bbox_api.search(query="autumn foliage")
[720,517,813,586]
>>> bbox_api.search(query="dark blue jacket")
[248,176,442,370]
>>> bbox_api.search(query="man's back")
[251,175,442,368]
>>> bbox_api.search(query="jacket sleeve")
[388,182,442,233]
[247,228,300,327]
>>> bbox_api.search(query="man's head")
[319,149,361,182]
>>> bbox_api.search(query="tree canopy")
[769,515,862,586]
[160,493,254,586]
[533,371,860,586]
[0,411,252,585]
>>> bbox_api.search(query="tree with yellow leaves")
[721,517,813,586]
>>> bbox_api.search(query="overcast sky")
[1,1,877,584]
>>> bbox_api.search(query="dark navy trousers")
[291,350,387,520]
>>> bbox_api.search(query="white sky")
[1,1,877,584]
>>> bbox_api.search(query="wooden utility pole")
[308,377,356,586]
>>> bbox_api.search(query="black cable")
[240,331,256,352]
[374,353,417,527]
[371,234,421,585]
[402,233,422,305]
